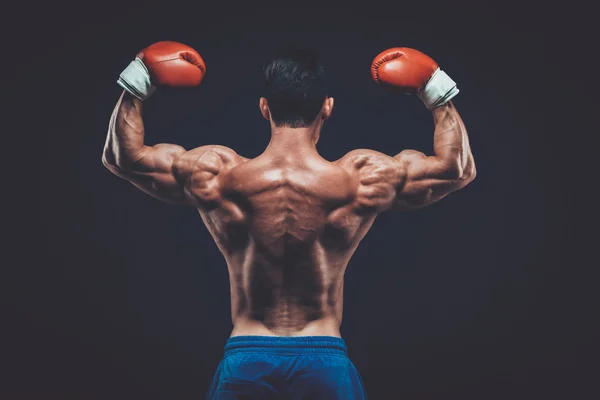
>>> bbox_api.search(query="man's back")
[104,43,475,399]
[188,146,384,336]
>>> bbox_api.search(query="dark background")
[7,0,598,399]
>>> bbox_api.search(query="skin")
[103,91,476,337]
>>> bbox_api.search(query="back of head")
[263,48,327,128]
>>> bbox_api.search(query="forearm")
[103,91,148,169]
[431,101,474,177]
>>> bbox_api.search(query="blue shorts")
[206,336,368,399]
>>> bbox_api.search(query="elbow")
[465,155,477,181]
[102,153,115,170]
[447,154,476,182]
[438,160,465,180]
[102,155,111,169]
[458,160,477,186]
[441,159,476,186]
[102,150,121,172]
[102,154,129,180]
[468,164,477,182]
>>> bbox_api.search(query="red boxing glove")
[371,47,458,109]
[118,41,206,100]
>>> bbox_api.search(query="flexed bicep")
[391,150,459,210]
[392,144,475,211]
[370,47,476,212]
[102,41,208,205]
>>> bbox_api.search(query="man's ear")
[321,97,334,120]
[259,97,270,121]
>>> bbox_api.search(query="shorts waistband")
[223,336,348,357]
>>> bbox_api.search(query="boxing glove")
[118,41,206,100]
[371,47,458,109]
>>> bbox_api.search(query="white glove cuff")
[117,58,156,100]
[417,68,459,109]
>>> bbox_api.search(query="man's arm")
[367,47,476,211]
[103,41,212,205]
[392,101,476,211]
[102,91,191,205]
[335,101,474,213]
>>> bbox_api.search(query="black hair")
[263,48,327,128]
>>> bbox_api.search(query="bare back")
[104,93,475,338]
[178,146,400,337]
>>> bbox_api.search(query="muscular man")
[103,42,475,399]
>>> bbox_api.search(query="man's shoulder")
[182,145,249,169]
[334,149,397,171]
[334,149,406,210]
[189,145,249,163]
[172,146,249,185]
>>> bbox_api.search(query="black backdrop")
[7,0,598,399]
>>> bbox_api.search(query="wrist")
[417,68,459,109]
[117,58,155,100]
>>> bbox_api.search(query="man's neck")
[265,125,320,155]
